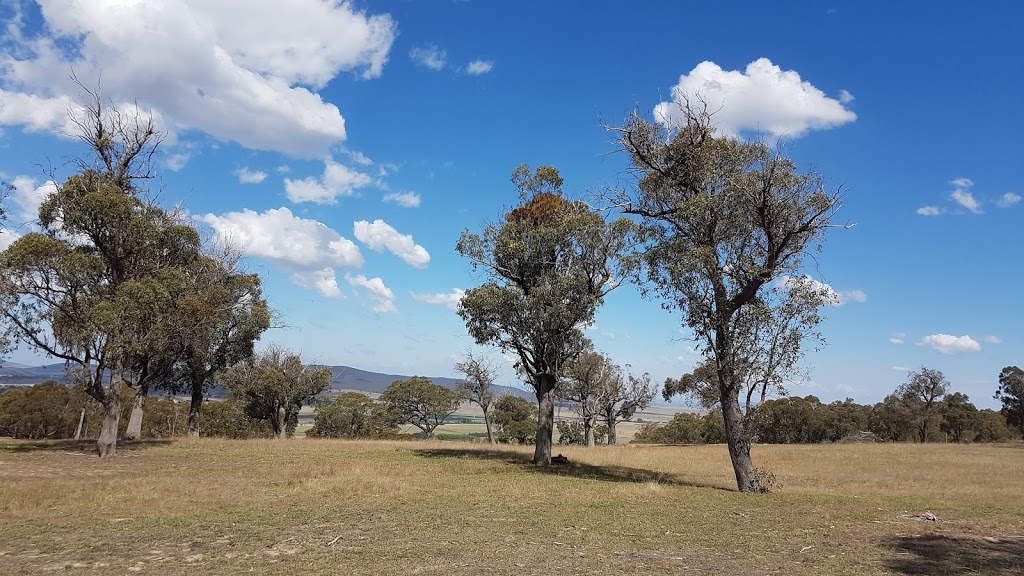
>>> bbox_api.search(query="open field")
[1,439,1022,575]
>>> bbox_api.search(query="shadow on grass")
[0,438,173,453]
[883,533,1024,575]
[412,447,733,491]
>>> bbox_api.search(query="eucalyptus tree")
[457,165,633,464]
[0,91,203,456]
[561,350,613,447]
[608,105,844,491]
[380,376,461,438]
[454,351,498,444]
[995,366,1024,435]
[595,369,657,445]
[220,345,330,438]
[898,367,948,442]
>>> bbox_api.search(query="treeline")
[634,387,1019,446]
[0,381,273,440]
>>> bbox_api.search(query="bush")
[308,392,400,438]
[492,396,536,444]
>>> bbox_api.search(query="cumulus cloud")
[916,206,942,216]
[653,58,856,139]
[411,288,465,309]
[284,158,372,203]
[998,193,1021,208]
[948,178,982,214]
[410,45,447,70]
[466,59,494,75]
[916,334,981,354]
[0,0,396,157]
[8,176,57,225]
[383,191,421,208]
[779,275,865,306]
[197,207,363,298]
[346,274,397,313]
[353,219,430,268]
[235,167,267,184]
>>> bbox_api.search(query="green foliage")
[0,381,93,439]
[221,346,331,438]
[973,409,1019,443]
[194,400,275,439]
[457,164,634,462]
[613,107,843,490]
[940,392,980,443]
[380,376,461,438]
[897,367,948,442]
[308,392,400,438]
[995,366,1024,435]
[491,395,537,444]
[870,394,915,442]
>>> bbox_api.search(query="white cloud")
[0,0,396,157]
[411,288,465,310]
[163,152,191,172]
[292,268,343,299]
[284,158,372,203]
[779,275,865,306]
[653,58,856,139]
[346,274,397,313]
[916,206,942,216]
[383,191,421,208]
[916,334,981,354]
[466,59,494,75]
[890,333,906,345]
[949,178,982,214]
[892,366,912,372]
[353,219,430,268]
[197,207,363,297]
[235,167,267,184]
[8,176,57,225]
[410,45,447,70]
[983,335,1002,344]
[998,193,1021,208]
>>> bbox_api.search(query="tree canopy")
[610,104,843,491]
[457,164,633,464]
[380,376,460,438]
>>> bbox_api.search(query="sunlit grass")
[0,437,1022,575]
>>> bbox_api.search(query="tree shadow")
[412,447,733,491]
[883,533,1024,575]
[0,438,173,453]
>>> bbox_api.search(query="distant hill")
[0,360,534,400]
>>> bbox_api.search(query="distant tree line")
[633,366,1023,445]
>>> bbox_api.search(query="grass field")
[1,438,1022,575]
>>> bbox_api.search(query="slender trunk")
[74,408,86,440]
[721,385,755,492]
[97,369,124,457]
[187,383,204,437]
[123,382,149,441]
[585,416,595,447]
[533,373,557,465]
[483,407,495,444]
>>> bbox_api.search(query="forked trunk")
[187,385,204,437]
[123,383,149,441]
[533,373,557,464]
[97,369,124,457]
[483,408,495,444]
[721,385,755,492]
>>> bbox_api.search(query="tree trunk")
[187,384,204,437]
[533,373,557,465]
[97,369,123,457]
[585,416,595,447]
[74,408,86,440]
[123,383,149,441]
[483,407,495,444]
[605,415,617,445]
[721,386,755,492]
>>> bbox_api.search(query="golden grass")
[0,438,1022,575]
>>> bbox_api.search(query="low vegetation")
[1,438,1022,575]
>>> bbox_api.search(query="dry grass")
[1,438,1022,575]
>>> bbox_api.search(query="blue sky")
[0,1,1020,408]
